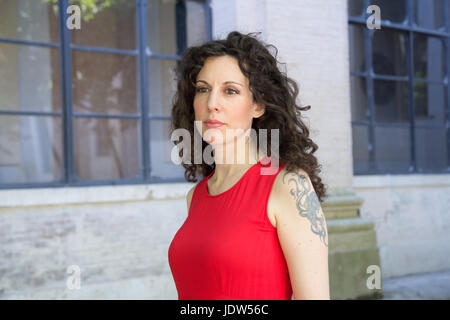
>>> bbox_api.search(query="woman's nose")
[207,91,220,112]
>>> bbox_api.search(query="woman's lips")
[204,120,225,129]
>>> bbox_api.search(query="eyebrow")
[195,80,244,87]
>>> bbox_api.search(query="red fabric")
[168,158,292,300]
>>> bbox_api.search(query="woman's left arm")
[270,168,330,300]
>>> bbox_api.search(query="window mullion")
[137,0,151,182]
[365,0,377,173]
[446,0,450,170]
[406,0,417,172]
[58,0,75,184]
[205,0,213,42]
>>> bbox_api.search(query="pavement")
[373,269,450,300]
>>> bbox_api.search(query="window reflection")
[147,0,207,56]
[349,0,449,175]
[0,0,59,43]
[0,43,61,112]
[374,80,409,123]
[415,128,448,172]
[372,30,407,76]
[148,58,178,116]
[149,120,185,180]
[147,0,178,55]
[352,125,370,173]
[185,0,207,47]
[414,83,445,125]
[73,117,140,180]
[412,0,445,31]
[72,51,138,114]
[0,115,62,184]
[348,24,365,73]
[414,35,445,81]
[375,126,411,173]
[69,0,136,50]
[350,76,368,121]
[370,0,407,24]
[0,0,211,185]
[348,0,365,17]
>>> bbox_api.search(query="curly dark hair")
[170,31,327,202]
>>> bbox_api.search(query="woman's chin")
[202,128,224,145]
[204,137,224,146]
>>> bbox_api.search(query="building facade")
[0,0,449,299]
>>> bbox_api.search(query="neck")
[211,134,263,181]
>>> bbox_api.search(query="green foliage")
[42,0,127,22]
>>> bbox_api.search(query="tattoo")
[283,171,328,247]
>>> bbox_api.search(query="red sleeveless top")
[168,158,293,300]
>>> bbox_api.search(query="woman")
[168,31,329,300]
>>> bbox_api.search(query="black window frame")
[0,0,212,189]
[348,0,450,175]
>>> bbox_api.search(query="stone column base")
[323,189,383,300]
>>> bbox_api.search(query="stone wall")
[0,184,191,299]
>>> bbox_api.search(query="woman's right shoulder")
[186,180,202,214]
[186,183,197,203]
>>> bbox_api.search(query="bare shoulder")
[269,166,328,247]
[186,183,198,214]
[268,166,320,222]
[270,167,329,299]
[281,167,318,193]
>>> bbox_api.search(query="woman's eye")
[195,87,238,95]
[195,87,208,93]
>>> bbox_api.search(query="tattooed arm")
[267,167,330,300]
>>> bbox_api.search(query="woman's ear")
[253,102,265,119]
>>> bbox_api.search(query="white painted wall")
[354,175,450,279]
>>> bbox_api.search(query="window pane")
[147,0,177,55]
[0,43,61,112]
[150,120,185,180]
[348,24,365,73]
[350,76,368,121]
[415,127,448,171]
[0,115,62,184]
[374,80,409,122]
[414,35,445,81]
[74,118,140,180]
[375,126,411,173]
[372,29,407,76]
[413,0,445,31]
[147,0,207,56]
[352,125,370,173]
[414,83,445,125]
[185,0,207,47]
[348,0,365,17]
[72,51,138,114]
[370,0,407,24]
[148,58,177,116]
[69,0,136,50]
[0,0,59,43]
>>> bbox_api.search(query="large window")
[348,0,450,174]
[0,0,211,188]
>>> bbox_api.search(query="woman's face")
[193,55,264,146]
